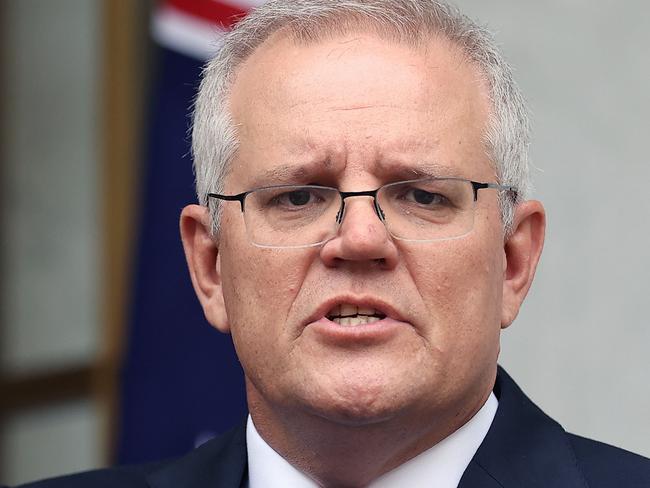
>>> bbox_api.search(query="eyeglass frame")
[207,177,518,245]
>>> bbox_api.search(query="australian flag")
[117,0,266,464]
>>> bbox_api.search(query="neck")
[247,383,491,487]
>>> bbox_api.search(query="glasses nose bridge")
[336,188,385,225]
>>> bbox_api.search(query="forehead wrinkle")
[374,158,461,180]
[247,157,342,188]
[324,102,401,113]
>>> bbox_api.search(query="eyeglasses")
[208,177,516,248]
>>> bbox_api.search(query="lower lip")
[305,317,409,345]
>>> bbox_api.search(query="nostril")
[373,258,385,265]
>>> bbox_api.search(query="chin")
[300,378,413,427]
[310,402,398,427]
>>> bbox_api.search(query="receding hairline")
[280,12,451,44]
[223,21,494,183]
[228,12,485,87]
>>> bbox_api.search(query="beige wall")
[456,0,650,458]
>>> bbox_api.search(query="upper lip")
[304,295,407,326]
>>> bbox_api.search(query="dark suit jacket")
[8,368,650,487]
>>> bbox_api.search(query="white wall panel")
[1,400,102,485]
[0,0,101,373]
[455,0,650,458]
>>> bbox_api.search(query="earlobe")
[180,204,231,333]
[501,200,546,328]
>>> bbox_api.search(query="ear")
[501,200,546,328]
[180,204,231,333]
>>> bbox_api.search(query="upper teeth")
[327,304,385,326]
[333,315,380,326]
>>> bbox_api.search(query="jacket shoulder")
[569,434,650,488]
[9,461,164,488]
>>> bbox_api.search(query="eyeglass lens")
[242,180,477,248]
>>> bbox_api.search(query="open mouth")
[326,304,387,326]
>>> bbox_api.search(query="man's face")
[208,32,519,427]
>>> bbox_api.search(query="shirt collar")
[246,393,498,488]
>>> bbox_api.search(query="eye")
[260,186,332,210]
[271,188,321,207]
[404,188,450,207]
[284,189,312,206]
[411,189,444,205]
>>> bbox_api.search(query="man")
[11,0,650,487]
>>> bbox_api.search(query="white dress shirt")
[246,393,498,488]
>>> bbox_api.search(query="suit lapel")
[458,367,589,488]
[146,420,248,488]
[458,461,505,487]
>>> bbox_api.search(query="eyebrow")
[249,162,321,187]
[247,164,307,186]
[375,160,460,180]
[248,159,462,188]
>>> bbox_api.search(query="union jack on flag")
[153,0,267,59]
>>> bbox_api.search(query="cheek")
[219,209,304,317]
[222,248,316,393]
[222,250,303,323]
[219,236,313,365]
[404,236,503,342]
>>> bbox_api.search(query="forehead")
[227,29,493,188]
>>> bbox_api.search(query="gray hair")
[192,0,531,236]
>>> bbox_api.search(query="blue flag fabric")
[117,46,247,464]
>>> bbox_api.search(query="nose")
[320,196,399,269]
